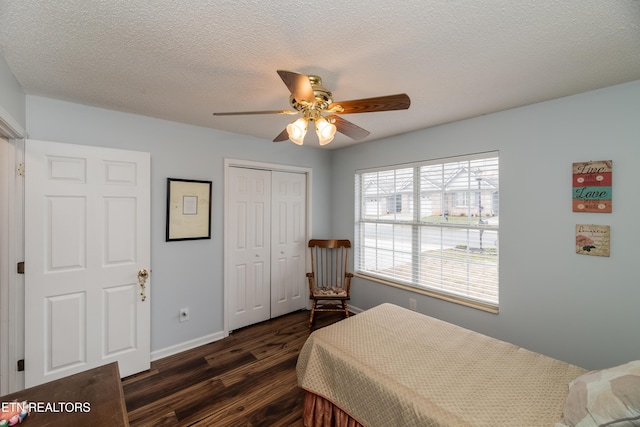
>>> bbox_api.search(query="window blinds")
[355,153,499,307]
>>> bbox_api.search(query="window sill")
[354,272,499,314]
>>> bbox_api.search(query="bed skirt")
[303,391,364,427]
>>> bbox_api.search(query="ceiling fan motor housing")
[289,75,334,115]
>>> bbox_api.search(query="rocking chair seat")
[312,287,348,297]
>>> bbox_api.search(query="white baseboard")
[349,304,364,314]
[151,331,226,362]
[151,306,365,362]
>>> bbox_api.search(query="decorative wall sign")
[166,178,212,241]
[576,224,610,257]
[572,160,612,212]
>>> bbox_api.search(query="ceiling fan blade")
[329,93,411,114]
[214,109,298,116]
[273,128,290,142]
[277,70,314,103]
[327,115,371,140]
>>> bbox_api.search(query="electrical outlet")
[409,298,417,311]
[179,307,190,322]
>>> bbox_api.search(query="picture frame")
[576,224,610,257]
[572,160,612,213]
[166,178,212,241]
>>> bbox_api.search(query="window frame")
[354,152,500,313]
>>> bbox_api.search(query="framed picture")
[572,160,612,213]
[166,178,212,241]
[576,224,610,257]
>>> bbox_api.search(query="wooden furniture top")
[308,239,351,248]
[1,362,129,426]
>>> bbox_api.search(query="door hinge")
[17,359,24,372]
[16,163,25,176]
[17,261,24,274]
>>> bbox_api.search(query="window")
[354,153,499,310]
[453,191,471,208]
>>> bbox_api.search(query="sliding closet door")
[271,171,307,318]
[227,167,272,331]
[226,165,308,331]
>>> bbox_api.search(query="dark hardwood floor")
[122,310,347,427]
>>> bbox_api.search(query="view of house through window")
[354,152,499,308]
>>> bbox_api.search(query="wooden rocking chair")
[306,239,353,328]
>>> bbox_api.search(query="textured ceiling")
[1,1,639,149]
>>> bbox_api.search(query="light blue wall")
[330,80,640,370]
[8,63,639,369]
[0,55,25,134]
[25,96,333,353]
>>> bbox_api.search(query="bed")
[296,303,640,427]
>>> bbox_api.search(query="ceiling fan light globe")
[287,118,308,145]
[316,118,337,146]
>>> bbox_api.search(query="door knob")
[138,269,149,301]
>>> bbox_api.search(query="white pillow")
[559,360,640,427]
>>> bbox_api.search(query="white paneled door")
[270,171,307,318]
[227,167,272,330]
[24,139,150,387]
[227,167,307,331]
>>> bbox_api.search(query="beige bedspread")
[297,303,586,427]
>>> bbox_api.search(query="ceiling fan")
[213,70,411,146]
